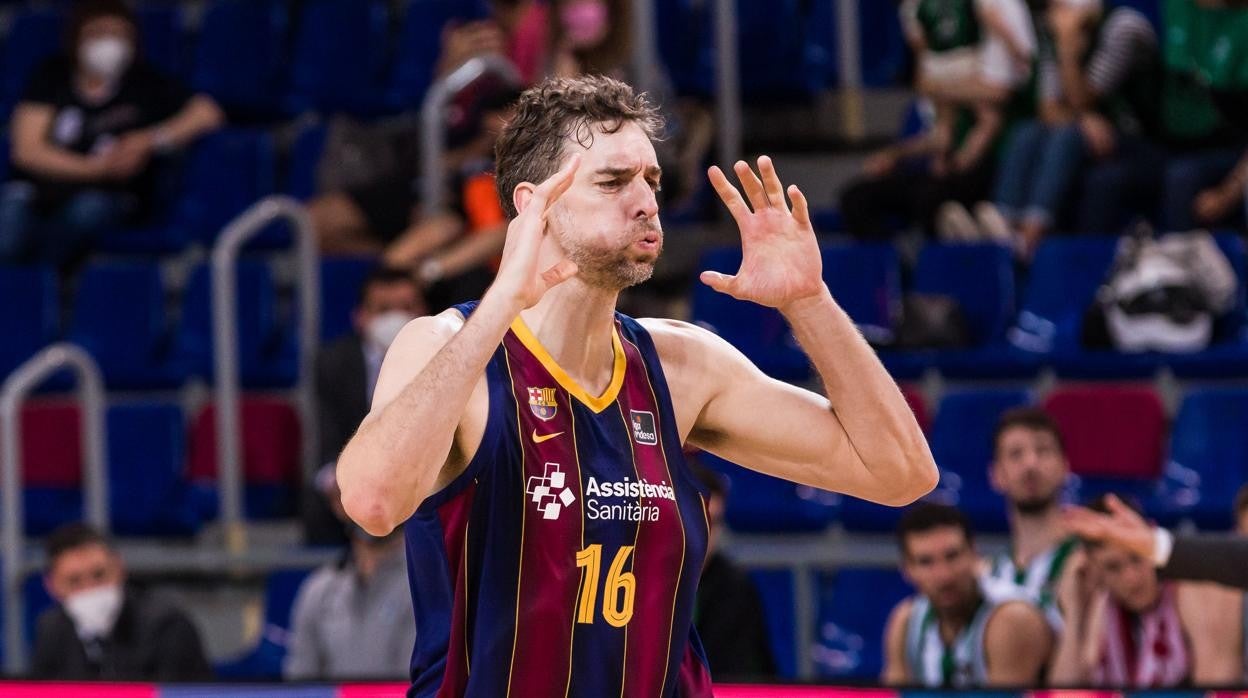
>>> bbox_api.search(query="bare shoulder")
[987,599,1049,635]
[636,317,748,368]
[885,597,915,639]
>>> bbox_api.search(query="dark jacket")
[1160,534,1248,589]
[31,587,212,681]
[694,551,777,680]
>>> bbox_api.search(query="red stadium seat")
[899,385,930,434]
[189,397,301,486]
[19,401,81,488]
[1043,384,1166,480]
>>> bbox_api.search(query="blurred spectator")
[304,266,424,546]
[308,84,517,313]
[978,0,1160,255]
[691,460,776,680]
[285,468,415,680]
[549,0,630,79]
[1168,145,1248,231]
[883,503,1051,687]
[0,0,223,267]
[32,523,212,681]
[1050,494,1240,687]
[982,408,1076,628]
[841,0,1035,240]
[437,0,549,85]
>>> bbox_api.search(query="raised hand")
[703,156,824,310]
[1062,494,1157,561]
[489,154,581,310]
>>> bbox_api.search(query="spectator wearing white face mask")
[0,0,223,267]
[303,266,426,546]
[32,523,212,680]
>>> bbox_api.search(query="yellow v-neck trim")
[509,315,626,413]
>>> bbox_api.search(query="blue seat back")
[175,129,276,244]
[68,261,169,385]
[1163,388,1248,528]
[137,4,185,78]
[0,265,57,378]
[814,568,912,679]
[320,256,378,342]
[177,260,279,380]
[748,569,798,679]
[192,0,289,113]
[1011,236,1118,353]
[701,453,837,533]
[822,243,901,341]
[288,0,392,113]
[914,243,1016,346]
[108,401,199,536]
[285,122,328,200]
[390,0,491,108]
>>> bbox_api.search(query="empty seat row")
[0,254,378,389]
[706,384,1248,534]
[11,397,302,536]
[694,233,1248,382]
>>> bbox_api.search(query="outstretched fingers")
[531,154,581,218]
[733,160,769,211]
[699,270,740,297]
[788,184,811,229]
[757,156,787,212]
[708,165,751,225]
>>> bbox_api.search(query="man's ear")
[513,182,537,216]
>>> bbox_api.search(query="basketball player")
[336,75,938,697]
[982,407,1077,627]
[883,503,1052,688]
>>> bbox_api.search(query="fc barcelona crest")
[528,387,558,421]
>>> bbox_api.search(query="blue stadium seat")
[1010,236,1118,355]
[191,0,289,118]
[916,243,1016,346]
[287,0,393,115]
[99,129,277,253]
[67,261,184,389]
[691,246,809,381]
[137,4,185,79]
[814,568,912,680]
[655,0,715,96]
[177,260,296,388]
[0,8,63,120]
[701,453,838,533]
[0,265,57,380]
[736,0,829,100]
[821,243,900,342]
[856,0,910,87]
[216,568,314,679]
[320,255,378,342]
[107,401,200,536]
[1149,388,1248,529]
[285,121,328,200]
[389,0,492,109]
[842,389,1030,532]
[748,569,798,679]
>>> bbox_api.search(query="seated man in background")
[1050,494,1241,687]
[883,503,1052,688]
[0,0,223,267]
[285,468,415,680]
[304,266,424,546]
[982,407,1077,628]
[691,460,777,680]
[32,523,212,681]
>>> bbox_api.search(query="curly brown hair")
[494,74,664,219]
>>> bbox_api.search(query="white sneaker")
[973,201,1015,245]
[936,201,981,242]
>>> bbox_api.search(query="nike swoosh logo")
[531,429,564,444]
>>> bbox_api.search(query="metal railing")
[212,196,319,553]
[419,55,521,215]
[0,344,107,674]
[713,0,743,170]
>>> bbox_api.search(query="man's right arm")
[336,154,582,535]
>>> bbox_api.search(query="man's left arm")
[683,158,937,506]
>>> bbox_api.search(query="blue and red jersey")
[403,302,714,697]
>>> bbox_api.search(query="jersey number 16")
[575,544,636,627]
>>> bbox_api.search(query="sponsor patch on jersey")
[526,462,576,520]
[630,410,657,445]
[528,387,558,421]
